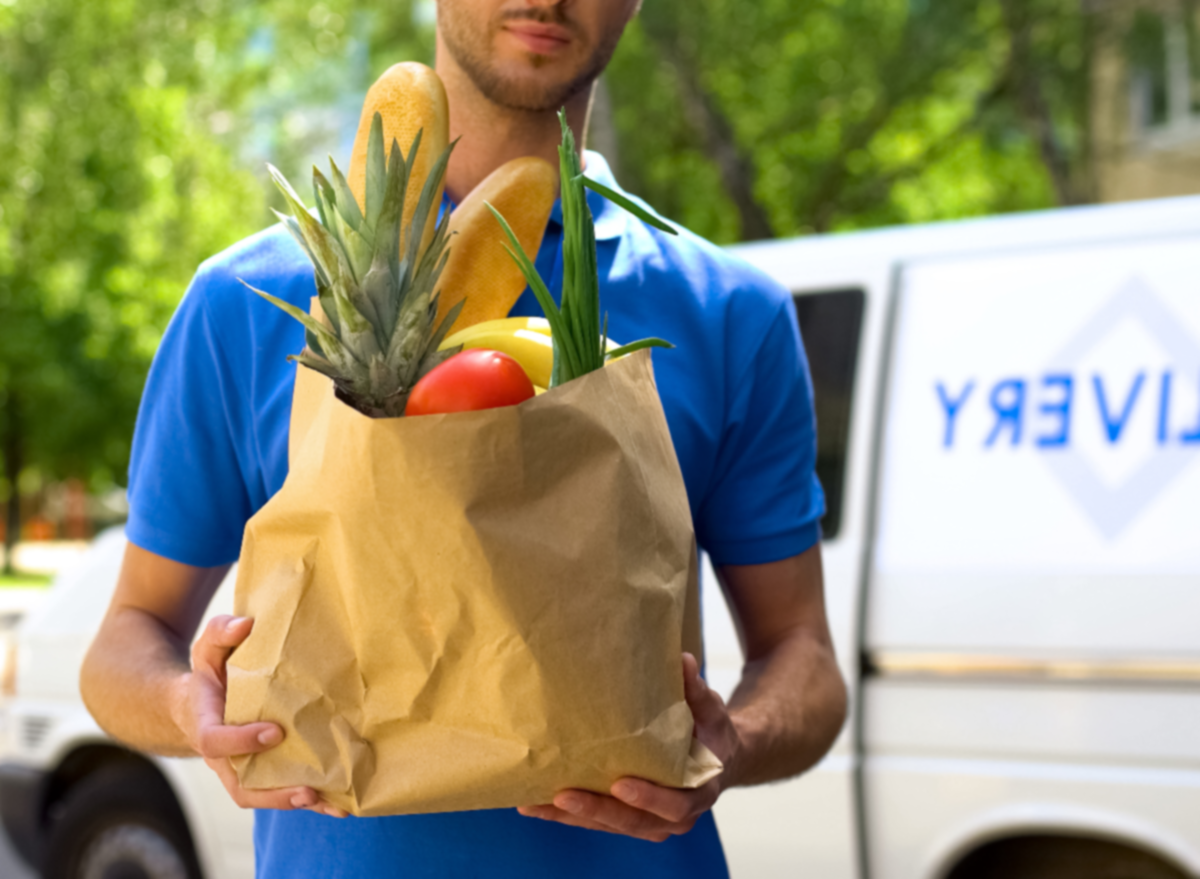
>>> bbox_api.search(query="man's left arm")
[518,542,847,841]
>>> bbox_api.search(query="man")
[80,1,847,876]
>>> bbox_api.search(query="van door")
[864,235,1200,879]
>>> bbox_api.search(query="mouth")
[503,21,573,56]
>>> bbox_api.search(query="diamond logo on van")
[1043,277,1200,540]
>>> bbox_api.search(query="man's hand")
[80,545,349,817]
[178,615,347,818]
[517,546,846,842]
[517,653,739,843]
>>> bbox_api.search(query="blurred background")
[4,0,1200,584]
[4,3,1200,879]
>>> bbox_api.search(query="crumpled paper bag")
[225,348,722,817]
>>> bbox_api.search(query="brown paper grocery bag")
[225,347,722,817]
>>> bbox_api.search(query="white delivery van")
[3,193,1200,879]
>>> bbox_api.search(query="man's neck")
[435,36,592,203]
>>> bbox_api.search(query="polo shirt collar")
[548,151,630,242]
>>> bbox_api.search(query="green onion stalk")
[487,111,675,388]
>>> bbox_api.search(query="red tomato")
[405,349,535,416]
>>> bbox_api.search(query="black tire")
[946,835,1188,879]
[41,761,202,879]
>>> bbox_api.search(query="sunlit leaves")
[0,0,262,488]
[605,0,1069,240]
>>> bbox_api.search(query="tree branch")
[1000,0,1084,205]
[3,390,22,575]
[638,22,776,241]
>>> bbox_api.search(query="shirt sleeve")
[696,295,825,566]
[125,264,254,567]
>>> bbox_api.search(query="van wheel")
[41,762,201,879]
[946,834,1188,879]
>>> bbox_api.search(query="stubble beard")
[439,6,622,112]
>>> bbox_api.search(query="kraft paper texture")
[225,347,722,817]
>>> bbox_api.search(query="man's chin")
[477,74,587,113]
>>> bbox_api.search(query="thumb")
[192,615,253,679]
[682,652,727,728]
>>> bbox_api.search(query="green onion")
[487,111,674,388]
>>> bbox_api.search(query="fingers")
[192,616,253,681]
[517,654,733,843]
[682,651,701,688]
[187,614,285,759]
[204,757,347,817]
[186,614,282,758]
[611,778,716,824]
[195,718,284,759]
[186,617,347,817]
[681,652,728,729]
[188,660,283,758]
[520,789,700,843]
[517,804,628,836]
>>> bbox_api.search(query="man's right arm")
[81,542,229,755]
[79,542,340,814]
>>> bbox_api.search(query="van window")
[793,289,865,540]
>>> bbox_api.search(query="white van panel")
[867,572,1200,655]
[872,236,1200,660]
[878,236,1200,578]
[715,755,857,879]
[866,682,1200,766]
[873,232,1200,576]
[864,754,1200,879]
[863,227,1200,875]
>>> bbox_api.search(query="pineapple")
[244,112,462,418]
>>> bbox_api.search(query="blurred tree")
[0,0,263,570]
[994,0,1109,206]
[602,0,1105,240]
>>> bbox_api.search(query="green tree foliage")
[994,0,1100,207]
[0,0,262,567]
[604,0,1103,240]
[0,0,434,568]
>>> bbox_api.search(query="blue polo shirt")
[127,152,823,878]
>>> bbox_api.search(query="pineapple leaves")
[254,116,458,417]
[240,279,361,374]
[305,326,327,359]
[365,140,409,339]
[291,351,342,380]
[385,140,455,371]
[334,213,374,285]
[403,136,453,273]
[414,298,466,383]
[269,167,366,318]
[276,213,331,290]
[427,296,466,353]
[313,168,371,283]
[328,161,364,232]
[311,170,334,231]
[316,282,342,338]
[415,347,458,383]
[365,113,387,227]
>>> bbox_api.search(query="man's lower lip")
[505,28,570,55]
